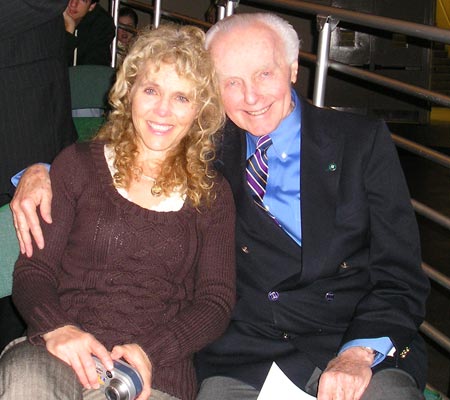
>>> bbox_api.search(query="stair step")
[432,57,450,65]
[432,50,449,58]
[432,65,450,73]
[432,42,446,50]
[431,82,450,90]
[431,73,450,81]
[434,89,450,96]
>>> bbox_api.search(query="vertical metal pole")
[110,0,120,68]
[153,0,161,28]
[313,15,335,108]
[225,1,235,16]
[217,5,226,21]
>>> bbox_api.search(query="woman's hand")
[111,344,152,400]
[42,325,113,390]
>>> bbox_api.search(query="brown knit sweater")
[12,141,236,400]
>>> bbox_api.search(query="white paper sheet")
[257,362,317,400]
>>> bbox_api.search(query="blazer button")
[340,261,349,269]
[268,291,280,301]
[325,292,335,301]
[281,332,290,340]
[400,347,410,358]
[241,246,249,254]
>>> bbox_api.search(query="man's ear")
[290,60,299,84]
[88,2,96,12]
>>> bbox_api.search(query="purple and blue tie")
[246,135,272,211]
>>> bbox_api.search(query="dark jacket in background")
[66,4,116,66]
[0,0,77,351]
[0,0,77,204]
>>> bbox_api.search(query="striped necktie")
[246,135,272,211]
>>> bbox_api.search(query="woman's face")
[130,61,199,161]
[118,15,135,46]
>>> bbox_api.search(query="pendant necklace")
[141,173,162,197]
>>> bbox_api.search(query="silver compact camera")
[93,356,143,400]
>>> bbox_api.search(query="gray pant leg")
[361,368,424,400]
[84,385,180,400]
[0,339,82,400]
[306,367,424,400]
[196,376,259,400]
[149,389,181,400]
[0,338,180,400]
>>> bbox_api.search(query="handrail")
[241,0,450,44]
[299,51,450,108]
[412,199,450,231]
[422,262,450,291]
[391,134,450,169]
[120,0,211,28]
[117,22,138,36]
[420,321,450,354]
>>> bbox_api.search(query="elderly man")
[10,13,428,400]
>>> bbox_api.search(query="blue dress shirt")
[246,90,302,246]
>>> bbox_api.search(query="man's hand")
[43,325,112,390]
[111,344,152,400]
[63,10,76,33]
[317,347,374,400]
[10,164,52,257]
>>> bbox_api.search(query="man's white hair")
[205,12,300,65]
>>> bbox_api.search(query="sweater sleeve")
[136,176,236,366]
[12,144,87,344]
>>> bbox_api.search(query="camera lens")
[105,386,120,400]
[105,379,128,400]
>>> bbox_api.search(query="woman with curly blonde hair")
[97,24,225,207]
[0,24,235,400]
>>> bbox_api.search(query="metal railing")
[111,0,450,395]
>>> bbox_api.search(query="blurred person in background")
[116,7,139,66]
[64,0,115,66]
[0,0,77,352]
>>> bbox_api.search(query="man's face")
[66,0,95,25]
[209,23,298,137]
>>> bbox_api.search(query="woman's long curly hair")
[95,24,225,208]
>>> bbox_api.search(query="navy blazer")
[196,96,429,391]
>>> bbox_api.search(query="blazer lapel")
[220,104,345,288]
[300,100,343,284]
[220,121,305,287]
